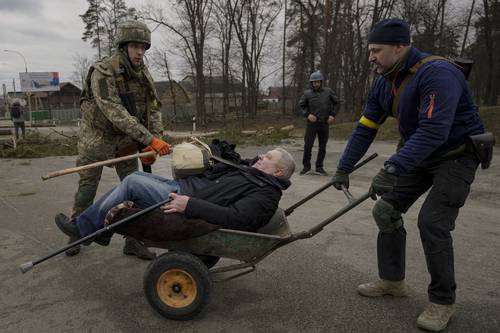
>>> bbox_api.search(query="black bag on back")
[11,104,21,118]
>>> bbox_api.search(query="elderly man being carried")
[54,147,296,250]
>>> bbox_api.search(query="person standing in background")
[299,71,339,176]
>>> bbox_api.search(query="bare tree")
[230,0,283,119]
[213,0,237,124]
[460,0,476,57]
[143,0,214,126]
[71,53,94,89]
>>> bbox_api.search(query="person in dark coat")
[54,148,295,244]
[330,18,485,332]
[298,71,339,175]
[10,101,26,139]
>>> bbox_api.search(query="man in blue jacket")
[331,19,485,331]
[299,71,339,175]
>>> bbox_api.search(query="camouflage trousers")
[71,154,138,217]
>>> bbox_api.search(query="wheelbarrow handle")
[284,153,378,216]
[19,197,173,274]
[291,190,374,241]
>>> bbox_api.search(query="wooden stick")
[41,151,157,181]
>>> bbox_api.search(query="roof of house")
[154,80,190,102]
[180,75,243,94]
[265,86,295,99]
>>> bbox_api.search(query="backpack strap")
[110,55,128,93]
[391,55,449,117]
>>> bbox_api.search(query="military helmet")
[309,71,324,82]
[115,20,151,50]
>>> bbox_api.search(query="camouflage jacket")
[78,53,163,158]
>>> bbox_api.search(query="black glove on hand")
[371,168,397,195]
[331,170,349,190]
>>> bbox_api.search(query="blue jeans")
[76,171,180,236]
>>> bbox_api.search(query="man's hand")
[371,168,397,195]
[140,146,156,166]
[307,114,317,122]
[331,170,349,190]
[328,115,335,124]
[161,192,190,214]
[149,137,171,156]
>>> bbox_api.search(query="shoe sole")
[416,310,454,331]
[416,320,448,332]
[358,289,409,297]
[65,246,81,256]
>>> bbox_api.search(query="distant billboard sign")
[20,72,60,92]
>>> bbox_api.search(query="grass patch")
[163,128,292,146]
[213,129,291,146]
[0,130,77,158]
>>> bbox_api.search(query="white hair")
[275,147,296,179]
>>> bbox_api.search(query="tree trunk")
[460,0,475,57]
[482,0,495,105]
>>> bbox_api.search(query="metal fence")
[31,108,81,121]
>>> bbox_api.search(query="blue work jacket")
[338,47,484,174]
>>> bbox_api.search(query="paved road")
[1,140,499,332]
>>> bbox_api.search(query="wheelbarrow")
[20,153,378,321]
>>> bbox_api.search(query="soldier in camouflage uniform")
[63,20,171,258]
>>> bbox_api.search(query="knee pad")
[372,199,403,233]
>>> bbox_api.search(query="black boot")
[55,213,82,257]
[123,237,156,260]
[55,213,98,256]
[316,167,328,176]
[300,166,311,175]
[65,237,81,256]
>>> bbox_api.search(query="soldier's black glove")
[371,167,397,196]
[331,170,349,190]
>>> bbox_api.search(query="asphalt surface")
[1,140,499,332]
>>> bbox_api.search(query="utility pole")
[282,0,287,115]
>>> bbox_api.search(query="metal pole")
[20,197,173,273]
[4,49,28,73]
[282,0,287,115]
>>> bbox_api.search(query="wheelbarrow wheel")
[196,254,220,269]
[144,252,210,320]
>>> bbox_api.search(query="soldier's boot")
[65,238,81,256]
[66,205,86,257]
[357,279,409,297]
[417,302,455,332]
[123,237,156,260]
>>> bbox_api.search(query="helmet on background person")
[309,71,324,82]
[115,20,151,50]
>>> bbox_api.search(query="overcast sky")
[0,0,173,93]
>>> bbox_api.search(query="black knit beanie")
[368,18,410,45]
